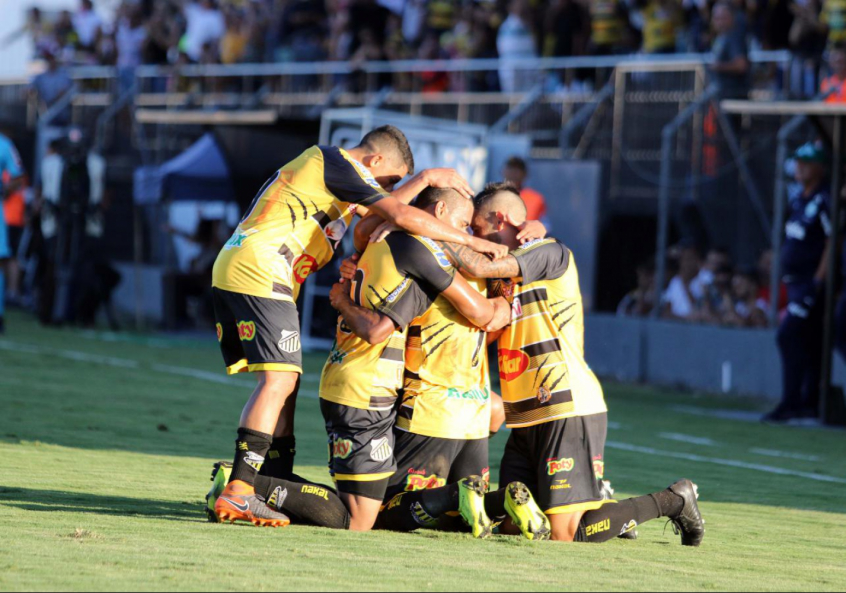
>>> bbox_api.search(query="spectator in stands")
[821,44,846,100]
[0,127,26,333]
[416,32,450,93]
[696,246,732,289]
[617,259,657,317]
[765,142,832,423]
[502,156,548,222]
[221,8,249,65]
[30,49,74,118]
[699,262,735,324]
[589,0,632,54]
[757,248,787,313]
[728,268,769,328]
[709,2,751,99]
[143,3,180,67]
[789,0,827,98]
[497,0,539,93]
[276,0,327,62]
[544,0,590,58]
[53,10,80,57]
[2,168,27,308]
[178,0,226,63]
[639,0,682,54]
[662,244,705,322]
[72,0,103,56]
[116,5,148,90]
[822,0,846,47]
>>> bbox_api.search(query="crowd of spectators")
[6,0,846,94]
[617,244,781,328]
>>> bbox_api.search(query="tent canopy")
[133,133,235,204]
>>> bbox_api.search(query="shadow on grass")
[0,486,204,523]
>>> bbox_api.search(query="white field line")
[658,432,718,447]
[606,441,846,484]
[749,448,821,462]
[0,339,321,397]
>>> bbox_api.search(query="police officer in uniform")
[765,143,833,423]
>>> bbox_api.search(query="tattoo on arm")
[440,242,520,279]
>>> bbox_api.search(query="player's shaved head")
[474,182,527,223]
[358,125,415,175]
[414,187,474,233]
[471,182,527,250]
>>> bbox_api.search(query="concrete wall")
[585,313,846,401]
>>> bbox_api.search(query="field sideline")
[1,310,845,592]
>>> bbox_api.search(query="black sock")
[259,436,296,479]
[254,475,350,529]
[484,488,507,523]
[376,484,460,532]
[576,490,682,543]
[229,427,272,486]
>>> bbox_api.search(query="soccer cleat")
[458,476,493,539]
[667,479,705,547]
[504,482,550,541]
[214,479,291,528]
[205,461,232,523]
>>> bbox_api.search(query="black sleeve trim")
[319,145,388,206]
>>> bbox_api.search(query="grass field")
[1,310,846,592]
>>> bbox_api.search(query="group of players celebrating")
[203,125,705,545]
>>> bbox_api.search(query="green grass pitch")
[1,310,845,591]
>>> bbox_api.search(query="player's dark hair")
[474,181,526,218]
[414,187,468,213]
[505,156,527,172]
[359,125,415,175]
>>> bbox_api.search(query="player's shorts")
[0,217,9,260]
[384,431,490,502]
[212,287,302,375]
[321,399,397,501]
[499,412,607,516]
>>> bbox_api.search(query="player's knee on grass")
[549,511,584,542]
[341,492,383,531]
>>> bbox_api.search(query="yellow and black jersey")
[590,0,627,48]
[642,1,680,53]
[320,233,457,411]
[823,0,846,45]
[490,238,607,429]
[212,146,389,303]
[398,277,490,441]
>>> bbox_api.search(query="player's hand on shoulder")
[422,168,474,200]
[507,215,547,244]
[329,282,352,310]
[485,297,512,332]
[338,253,360,283]
[370,220,401,243]
[470,236,509,260]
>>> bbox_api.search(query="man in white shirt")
[497,0,538,93]
[72,0,103,50]
[662,244,705,321]
[182,0,226,62]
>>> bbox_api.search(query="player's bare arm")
[329,281,395,345]
[440,273,511,332]
[440,242,521,279]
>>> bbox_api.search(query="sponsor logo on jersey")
[216,323,223,343]
[293,254,318,284]
[370,437,393,462]
[592,457,605,480]
[237,321,257,341]
[446,386,491,401]
[418,236,452,268]
[489,278,515,302]
[350,158,383,190]
[278,330,301,354]
[386,278,410,303]
[499,349,529,381]
[517,238,545,251]
[406,473,447,491]
[223,228,256,250]
[546,457,574,475]
[332,438,353,460]
[585,519,611,537]
[511,297,523,321]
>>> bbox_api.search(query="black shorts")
[385,430,490,502]
[321,399,397,501]
[212,287,302,374]
[499,412,607,516]
[7,226,23,257]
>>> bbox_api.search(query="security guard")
[765,143,832,423]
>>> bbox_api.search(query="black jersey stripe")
[524,339,561,358]
[504,389,573,415]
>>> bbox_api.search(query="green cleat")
[458,476,493,539]
[205,461,233,523]
[504,482,551,541]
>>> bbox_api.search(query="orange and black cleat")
[214,480,291,528]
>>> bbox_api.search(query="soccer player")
[440,183,706,545]
[211,126,509,527]
[0,128,25,334]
